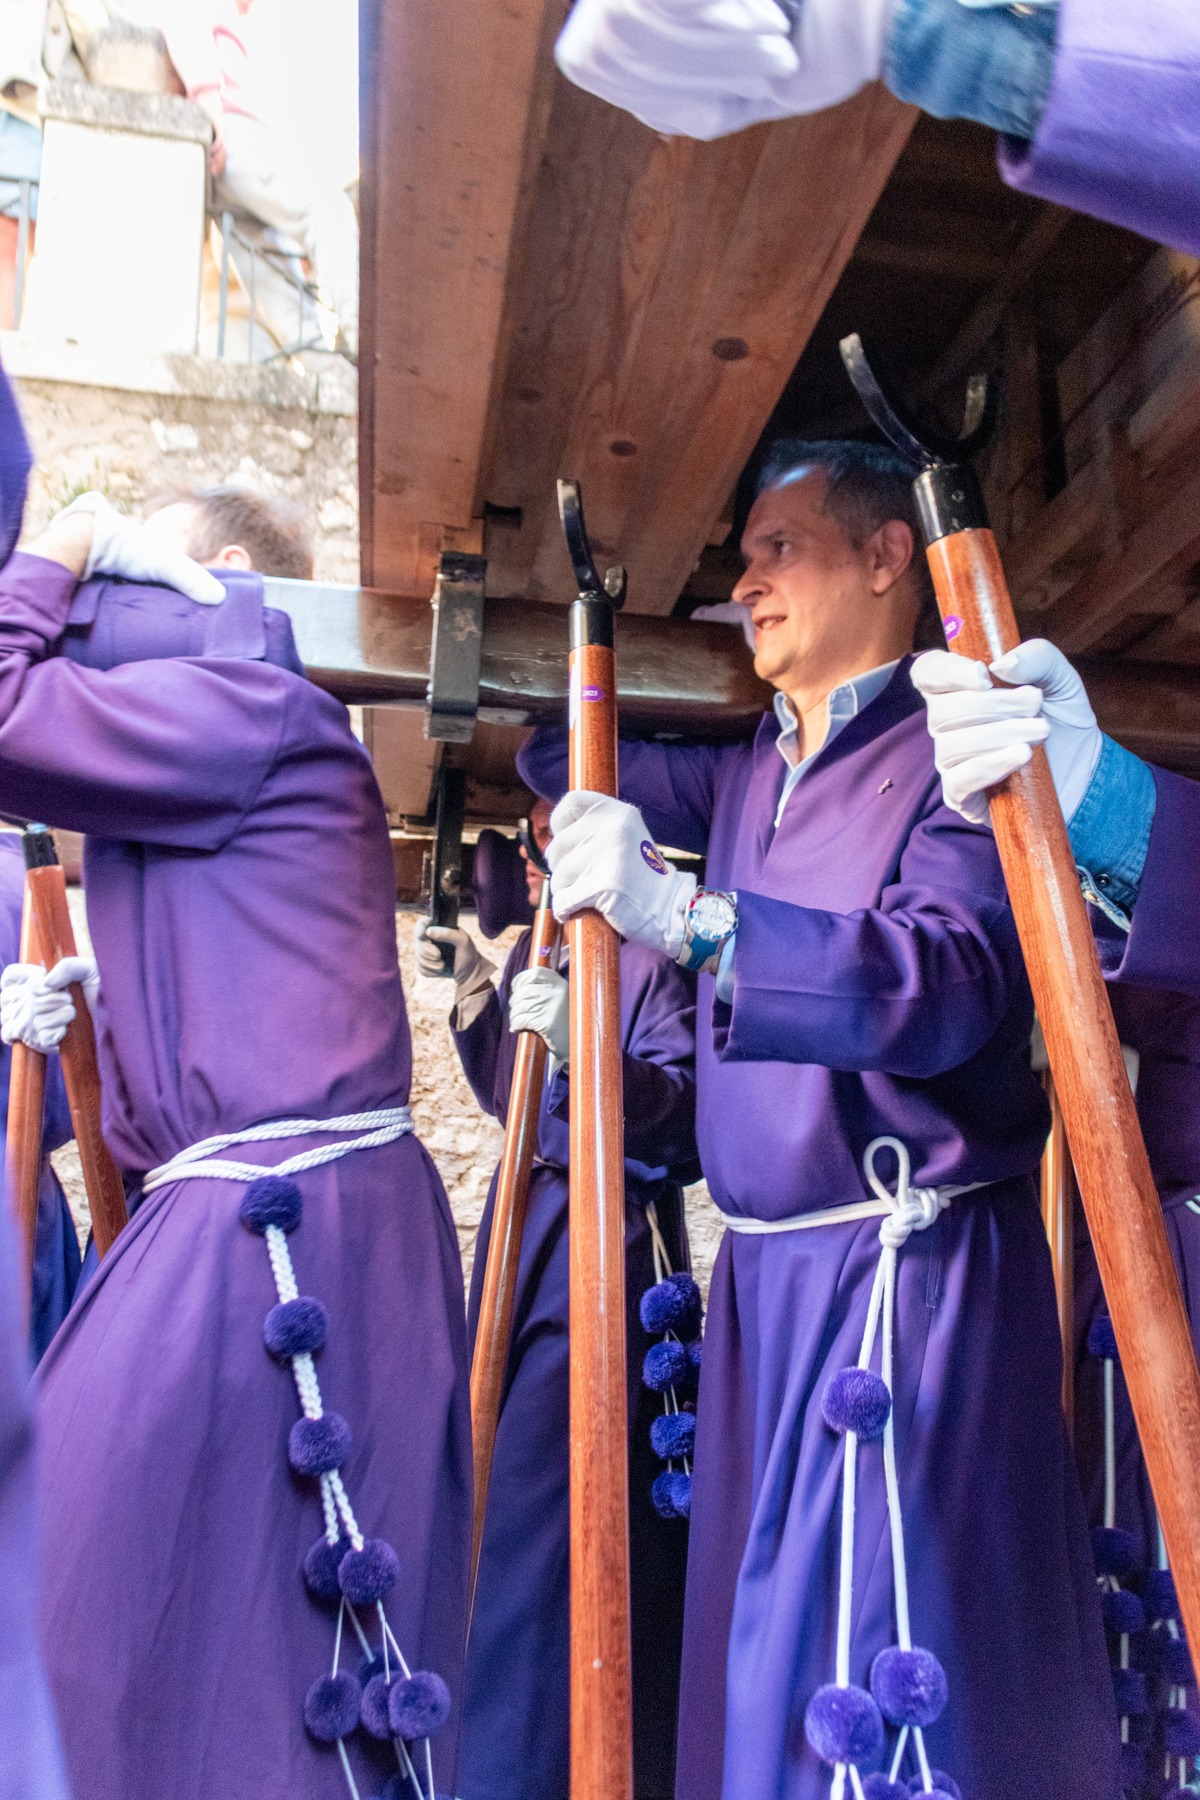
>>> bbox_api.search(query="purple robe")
[453,933,697,1800]
[1073,982,1200,1571]
[1091,768,1200,998]
[997,0,1200,257]
[0,552,470,1800]
[0,834,81,1363]
[520,660,1117,1800]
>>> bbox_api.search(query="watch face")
[691,890,736,940]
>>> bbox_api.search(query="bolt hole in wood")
[711,336,750,362]
[609,439,637,458]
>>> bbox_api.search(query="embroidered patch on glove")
[640,841,668,875]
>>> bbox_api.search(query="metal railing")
[0,176,36,332]
[211,207,328,363]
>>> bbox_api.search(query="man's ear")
[868,520,914,595]
[210,543,254,571]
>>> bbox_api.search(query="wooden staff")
[21,827,127,1256]
[559,478,634,1800]
[842,333,1200,1650]
[1040,1066,1076,1429]
[469,878,562,1602]
[5,880,47,1308]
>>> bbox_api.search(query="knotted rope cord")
[831,1138,959,1800]
[143,1106,414,1192]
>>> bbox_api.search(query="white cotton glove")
[0,955,100,1053]
[547,791,697,958]
[554,0,891,142]
[414,920,496,995]
[509,966,571,1066]
[59,493,226,606]
[911,641,1103,827]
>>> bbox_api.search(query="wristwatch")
[678,887,738,974]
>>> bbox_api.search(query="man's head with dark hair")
[142,486,314,581]
[733,438,930,742]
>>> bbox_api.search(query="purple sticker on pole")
[582,684,605,702]
[943,615,963,642]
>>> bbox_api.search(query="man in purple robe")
[520,439,1116,1800]
[417,799,698,1800]
[0,492,470,1800]
[0,831,81,1362]
[0,356,72,1800]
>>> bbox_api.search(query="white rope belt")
[718,1159,984,1247]
[142,1106,415,1194]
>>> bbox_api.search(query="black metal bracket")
[838,332,998,542]
[557,479,627,612]
[425,550,486,743]
[424,765,468,975]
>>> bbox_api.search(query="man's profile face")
[519,799,553,905]
[732,469,910,696]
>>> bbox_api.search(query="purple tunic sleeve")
[1098,767,1200,996]
[518,728,723,855]
[996,0,1200,256]
[452,986,509,1120]
[0,361,30,566]
[716,803,1024,1078]
[0,553,288,845]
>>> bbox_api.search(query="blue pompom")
[303,1671,362,1742]
[1145,1568,1179,1621]
[1163,1709,1200,1756]
[1087,1314,1119,1360]
[1092,1526,1139,1579]
[643,1340,688,1393]
[822,1367,891,1440]
[388,1670,452,1740]
[358,1651,386,1684]
[239,1174,302,1234]
[1102,1589,1147,1636]
[1111,1666,1148,1716]
[1159,1637,1195,1685]
[862,1779,906,1800]
[650,1412,696,1461]
[870,1646,948,1728]
[651,1470,692,1519]
[1163,1789,1194,1800]
[804,1683,884,1767]
[640,1273,703,1339]
[339,1538,399,1604]
[361,1672,395,1739]
[904,1776,961,1800]
[686,1338,703,1371]
[264,1296,328,1359]
[303,1534,353,1601]
[289,1412,351,1476]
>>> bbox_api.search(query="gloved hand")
[547,791,696,958]
[0,955,101,1053]
[911,641,1102,826]
[58,493,226,606]
[554,0,892,142]
[509,967,570,1065]
[413,920,496,995]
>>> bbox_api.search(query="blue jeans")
[884,0,1059,140]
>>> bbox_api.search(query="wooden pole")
[5,882,46,1314]
[919,479,1200,1659]
[469,879,562,1603]
[561,484,634,1800]
[21,829,127,1257]
[1040,1068,1075,1431]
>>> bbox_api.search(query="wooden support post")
[920,487,1200,1661]
[21,828,127,1256]
[5,882,46,1314]
[560,481,633,1800]
[469,879,562,1605]
[1040,1068,1075,1431]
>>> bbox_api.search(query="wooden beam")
[357,0,565,591]
[481,81,916,614]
